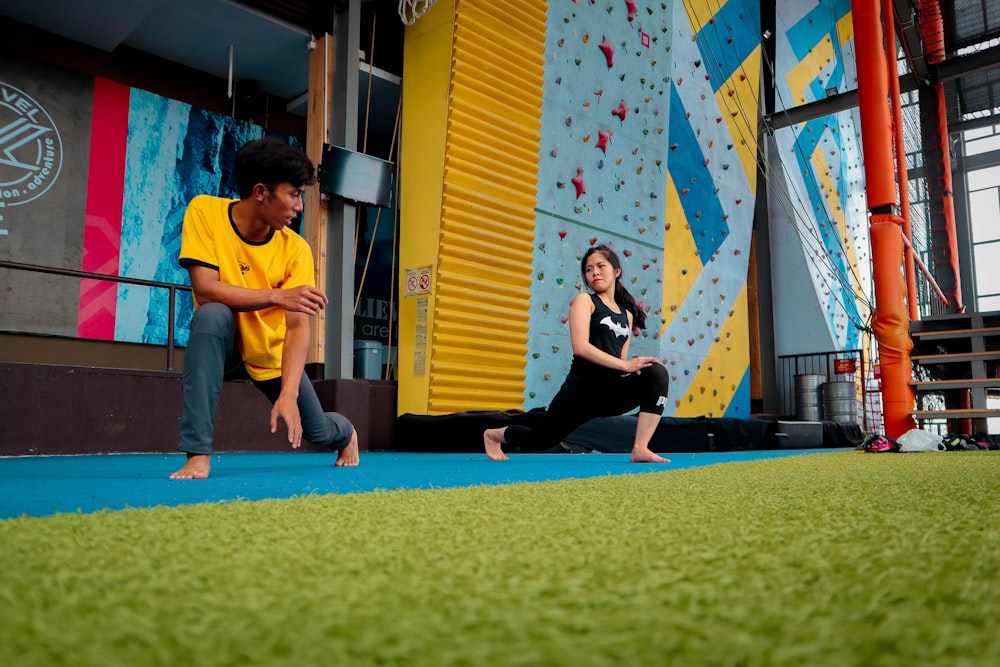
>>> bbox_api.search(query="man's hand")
[187,266,328,314]
[270,395,304,448]
[273,285,328,315]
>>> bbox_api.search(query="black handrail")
[0,259,191,371]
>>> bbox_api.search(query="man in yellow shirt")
[170,137,359,479]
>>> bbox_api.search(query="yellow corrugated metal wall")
[427,0,546,414]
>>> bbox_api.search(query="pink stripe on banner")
[77,78,129,340]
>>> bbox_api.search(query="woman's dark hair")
[581,244,647,329]
[234,137,317,198]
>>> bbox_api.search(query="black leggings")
[504,363,669,452]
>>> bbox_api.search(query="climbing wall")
[400,0,857,419]
[526,0,672,409]
[768,0,870,355]
[524,0,762,419]
[661,0,762,419]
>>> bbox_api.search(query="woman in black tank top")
[483,245,670,463]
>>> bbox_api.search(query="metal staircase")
[909,311,1000,434]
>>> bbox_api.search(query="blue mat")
[0,449,843,519]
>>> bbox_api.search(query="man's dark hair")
[234,137,317,198]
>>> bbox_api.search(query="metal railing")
[777,349,870,427]
[0,259,191,371]
[906,237,953,318]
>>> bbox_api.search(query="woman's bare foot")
[630,447,670,463]
[169,453,211,479]
[334,429,360,467]
[483,427,509,461]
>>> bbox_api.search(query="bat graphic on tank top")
[599,315,629,339]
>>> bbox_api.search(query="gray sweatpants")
[177,302,354,455]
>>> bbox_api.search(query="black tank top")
[568,292,630,380]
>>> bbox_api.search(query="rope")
[354,94,403,315]
[354,15,378,269]
[398,0,438,25]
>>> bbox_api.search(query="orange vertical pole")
[851,0,916,438]
[853,1,895,209]
[916,0,964,314]
[925,83,965,313]
[885,4,919,321]
[870,216,916,437]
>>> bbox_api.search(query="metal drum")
[823,381,858,423]
[794,374,825,421]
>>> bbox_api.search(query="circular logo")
[0,82,63,207]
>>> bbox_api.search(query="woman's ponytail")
[614,280,646,330]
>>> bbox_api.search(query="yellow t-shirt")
[179,194,315,381]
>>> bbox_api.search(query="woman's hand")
[624,355,662,374]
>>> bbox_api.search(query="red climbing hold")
[572,167,586,199]
[613,99,628,122]
[599,36,614,68]
[625,0,637,22]
[596,129,612,153]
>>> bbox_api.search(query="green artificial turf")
[2,451,999,667]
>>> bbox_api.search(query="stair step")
[910,408,1000,420]
[913,311,1000,326]
[911,378,1000,389]
[910,350,1000,363]
[910,326,1000,340]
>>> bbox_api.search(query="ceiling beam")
[765,41,1000,132]
[892,0,929,84]
[929,43,1000,84]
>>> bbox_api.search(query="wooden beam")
[911,408,1000,420]
[304,34,333,366]
[911,350,998,363]
[910,326,1000,339]
[911,378,1000,388]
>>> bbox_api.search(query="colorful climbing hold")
[599,36,615,68]
[572,167,586,198]
[613,99,628,121]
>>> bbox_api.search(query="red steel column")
[851,0,916,437]
[885,3,919,320]
[917,0,964,314]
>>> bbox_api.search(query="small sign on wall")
[834,357,858,375]
[404,266,432,297]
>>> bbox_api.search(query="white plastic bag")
[896,428,945,452]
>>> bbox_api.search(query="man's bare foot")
[334,429,360,467]
[169,454,211,480]
[483,427,509,461]
[630,447,670,463]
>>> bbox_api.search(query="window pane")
[973,240,1000,297]
[963,124,1000,155]
[969,189,1000,242]
[977,294,1000,311]
[967,165,1000,191]
[964,125,995,141]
